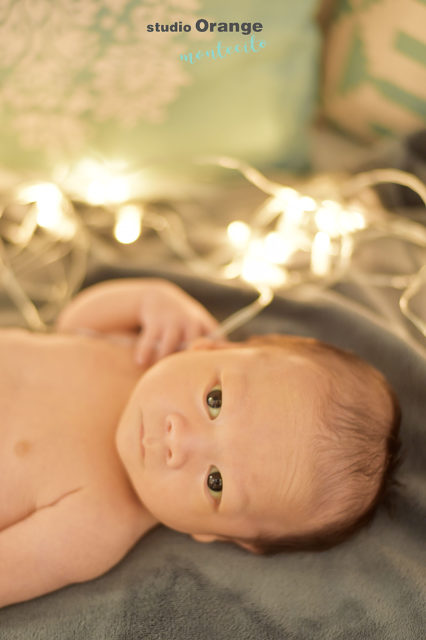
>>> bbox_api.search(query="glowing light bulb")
[314,200,344,238]
[17,182,62,208]
[86,181,106,206]
[264,232,294,265]
[86,175,130,206]
[16,182,76,239]
[274,187,299,207]
[241,256,287,288]
[240,238,287,287]
[311,232,332,276]
[227,220,251,248]
[344,208,366,232]
[114,204,142,244]
[299,196,317,212]
[63,158,132,205]
[272,188,304,224]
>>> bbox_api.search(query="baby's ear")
[189,337,234,351]
[234,540,264,554]
[191,534,263,554]
[191,533,220,544]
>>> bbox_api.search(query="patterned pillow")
[321,0,426,142]
[0,0,320,180]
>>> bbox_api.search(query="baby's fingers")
[134,325,161,366]
[200,314,220,335]
[156,325,184,361]
[183,321,214,347]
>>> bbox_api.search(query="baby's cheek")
[143,472,179,518]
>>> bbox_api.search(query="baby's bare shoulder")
[69,483,158,553]
[50,483,158,587]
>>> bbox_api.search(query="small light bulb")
[273,188,304,224]
[86,180,106,206]
[114,204,142,244]
[264,232,293,264]
[311,232,332,276]
[17,182,62,208]
[227,220,251,248]
[241,256,287,288]
[106,176,131,204]
[315,201,344,238]
[274,187,299,207]
[299,196,317,212]
[86,176,131,206]
[344,208,366,231]
[16,182,76,239]
[241,239,287,287]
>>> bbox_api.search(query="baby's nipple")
[14,440,32,457]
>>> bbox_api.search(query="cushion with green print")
[321,0,426,142]
[0,0,320,180]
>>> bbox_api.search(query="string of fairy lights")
[0,155,425,339]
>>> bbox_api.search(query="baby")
[0,278,402,608]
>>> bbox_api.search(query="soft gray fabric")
[1,260,425,639]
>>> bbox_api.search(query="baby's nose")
[165,413,205,469]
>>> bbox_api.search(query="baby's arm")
[56,278,218,365]
[0,488,153,608]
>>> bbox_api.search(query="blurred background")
[0,0,425,346]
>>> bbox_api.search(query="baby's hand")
[134,280,218,366]
[57,278,219,367]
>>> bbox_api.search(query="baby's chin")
[115,422,144,505]
[115,397,136,470]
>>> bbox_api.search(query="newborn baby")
[0,278,402,608]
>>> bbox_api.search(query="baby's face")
[116,344,322,548]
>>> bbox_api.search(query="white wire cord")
[343,168,426,207]
[343,169,426,338]
[0,163,425,340]
[399,264,426,338]
[211,285,274,338]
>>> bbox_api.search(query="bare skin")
[0,279,218,607]
[0,278,323,608]
[0,328,159,607]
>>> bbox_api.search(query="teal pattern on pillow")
[322,0,426,142]
[0,0,320,179]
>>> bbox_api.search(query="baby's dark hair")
[234,334,403,554]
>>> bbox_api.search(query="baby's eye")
[206,385,222,419]
[207,466,223,499]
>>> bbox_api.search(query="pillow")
[321,0,426,142]
[0,0,320,182]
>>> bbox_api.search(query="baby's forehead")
[200,344,327,411]
[244,343,324,378]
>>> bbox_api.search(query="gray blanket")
[1,258,425,639]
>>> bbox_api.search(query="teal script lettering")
[180,35,266,65]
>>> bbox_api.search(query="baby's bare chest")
[0,330,141,530]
